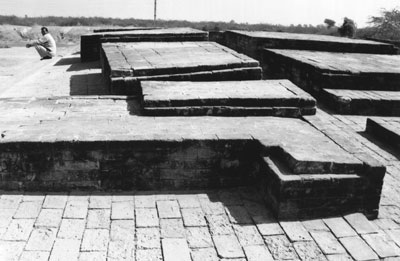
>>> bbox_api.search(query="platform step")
[101,42,262,95]
[366,118,400,148]
[141,80,316,117]
[257,156,383,219]
[323,89,400,115]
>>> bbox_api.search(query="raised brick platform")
[101,42,262,95]
[81,27,209,61]
[93,27,160,33]
[141,80,316,117]
[366,118,400,148]
[0,97,385,218]
[323,89,400,115]
[263,49,400,115]
[223,30,398,61]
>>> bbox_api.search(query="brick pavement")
[1,185,400,260]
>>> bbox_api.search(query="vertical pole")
[154,0,157,26]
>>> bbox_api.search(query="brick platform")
[323,89,400,115]
[223,30,398,61]
[101,42,262,95]
[366,118,400,148]
[141,80,316,117]
[263,49,400,115]
[0,97,385,219]
[81,27,209,62]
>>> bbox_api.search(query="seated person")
[26,27,57,60]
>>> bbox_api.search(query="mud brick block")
[35,209,63,228]
[20,251,50,261]
[293,241,327,261]
[280,221,312,242]
[233,224,264,246]
[13,201,42,219]
[108,241,135,261]
[63,200,88,219]
[181,208,207,227]
[26,227,57,251]
[2,219,35,241]
[157,200,181,218]
[344,213,379,234]
[86,209,111,229]
[57,219,85,240]
[176,194,201,208]
[135,194,156,208]
[49,239,80,261]
[89,194,112,209]
[264,235,299,260]
[311,231,346,255]
[301,219,329,232]
[186,227,213,248]
[162,238,191,261]
[137,228,161,249]
[243,245,274,261]
[191,248,219,261]
[362,233,400,258]
[206,214,234,236]
[110,220,135,242]
[81,229,109,251]
[340,236,379,261]
[136,208,159,227]
[111,201,135,220]
[213,234,245,259]
[252,215,284,236]
[43,194,68,209]
[0,241,25,261]
[160,218,185,238]
[80,252,107,261]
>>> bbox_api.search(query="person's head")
[41,27,49,36]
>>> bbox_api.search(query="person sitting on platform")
[26,27,56,60]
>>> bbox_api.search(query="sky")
[1,0,399,27]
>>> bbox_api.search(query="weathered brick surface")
[162,238,192,261]
[310,231,346,255]
[2,219,35,241]
[160,218,185,238]
[186,227,214,248]
[81,229,109,251]
[136,208,159,227]
[111,201,135,220]
[26,227,57,251]
[213,234,245,258]
[35,208,63,227]
[157,200,181,218]
[57,218,86,240]
[339,236,379,261]
[181,208,207,227]
[264,235,299,260]
[137,228,161,249]
[191,248,219,261]
[49,239,81,261]
[243,245,274,261]
[110,220,135,242]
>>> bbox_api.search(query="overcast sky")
[1,0,399,27]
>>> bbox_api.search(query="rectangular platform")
[141,80,316,117]
[263,49,400,115]
[323,89,400,115]
[223,30,398,61]
[101,42,262,95]
[366,118,400,148]
[0,97,385,219]
[81,27,209,61]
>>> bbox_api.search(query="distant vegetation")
[0,8,399,44]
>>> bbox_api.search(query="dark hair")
[41,27,49,33]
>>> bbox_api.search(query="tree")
[324,18,336,28]
[369,8,400,40]
[338,17,356,38]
